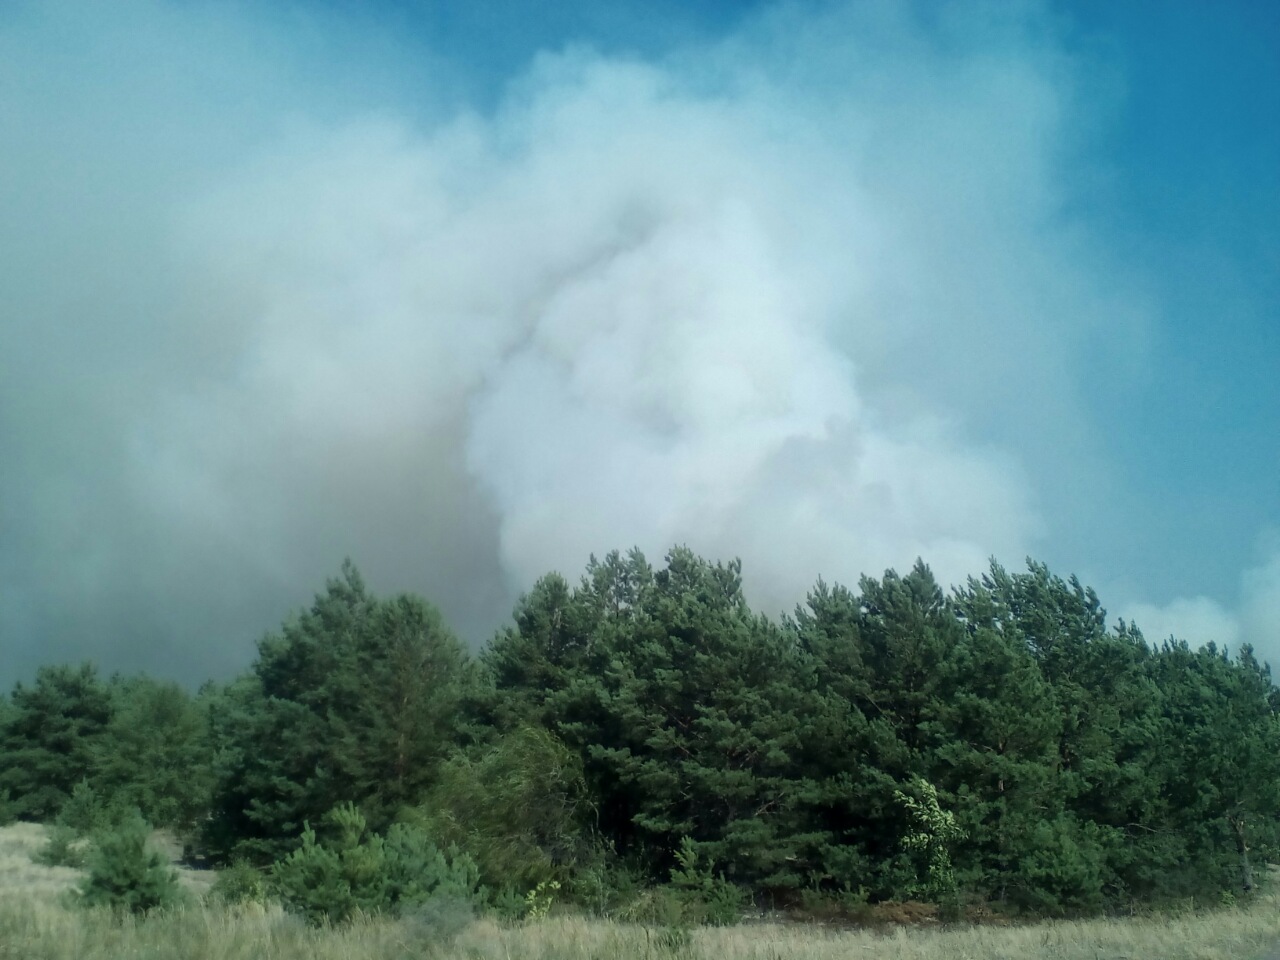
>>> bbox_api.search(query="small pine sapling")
[78,815,183,915]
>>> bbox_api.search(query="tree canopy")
[2,550,1276,919]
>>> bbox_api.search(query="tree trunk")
[1229,815,1254,892]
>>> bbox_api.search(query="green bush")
[271,803,483,926]
[36,781,142,871]
[667,836,744,926]
[59,779,112,835]
[33,823,88,868]
[618,885,686,927]
[410,726,595,893]
[524,879,561,920]
[1009,817,1108,916]
[209,859,267,905]
[570,857,646,917]
[488,885,529,923]
[78,815,184,915]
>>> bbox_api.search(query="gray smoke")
[1,1,1176,686]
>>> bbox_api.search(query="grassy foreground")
[2,823,1279,960]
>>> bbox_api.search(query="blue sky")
[0,0,1276,686]
[1063,0,1279,588]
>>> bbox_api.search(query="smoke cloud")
[0,1,1193,686]
[1120,543,1280,668]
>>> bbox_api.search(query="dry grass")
[0,821,215,903]
[0,820,82,902]
[1,822,1278,960]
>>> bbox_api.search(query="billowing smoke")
[1123,544,1280,660]
[1,1,1212,686]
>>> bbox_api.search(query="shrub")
[38,780,143,873]
[524,879,561,920]
[78,815,184,915]
[488,885,528,923]
[209,859,267,905]
[895,777,966,907]
[667,836,744,926]
[33,823,88,868]
[619,885,686,927]
[59,779,112,835]
[1008,817,1108,916]
[570,856,646,917]
[410,726,594,893]
[271,803,483,926]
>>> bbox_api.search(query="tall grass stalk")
[1,896,1280,960]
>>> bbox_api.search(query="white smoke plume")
[1120,542,1280,670]
[1,1,1160,684]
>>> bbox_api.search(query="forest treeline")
[1,548,1278,922]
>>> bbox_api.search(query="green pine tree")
[0,664,113,821]
[79,814,183,915]
[91,675,214,830]
[206,562,473,862]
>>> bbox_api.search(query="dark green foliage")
[485,549,1280,915]
[948,561,1169,910]
[91,676,214,830]
[7,550,1277,922]
[570,856,649,917]
[0,663,112,821]
[1146,641,1280,895]
[33,823,89,868]
[666,836,745,926]
[411,725,596,891]
[78,815,184,915]
[206,561,473,862]
[790,563,958,900]
[487,547,821,892]
[270,803,482,925]
[34,779,131,869]
[209,860,267,905]
[58,779,112,835]
[482,572,590,732]
[0,697,12,825]
[1007,816,1108,915]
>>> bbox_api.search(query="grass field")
[2,822,1278,960]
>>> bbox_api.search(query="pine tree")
[963,560,1168,906]
[79,814,183,915]
[930,584,1061,905]
[1150,641,1280,896]
[206,562,472,862]
[0,663,112,820]
[789,562,964,901]
[789,577,912,898]
[91,675,214,830]
[582,548,815,889]
[411,725,595,891]
[482,573,592,730]
[271,803,482,925]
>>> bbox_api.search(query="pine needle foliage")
[271,803,482,926]
[205,562,473,863]
[78,815,183,915]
